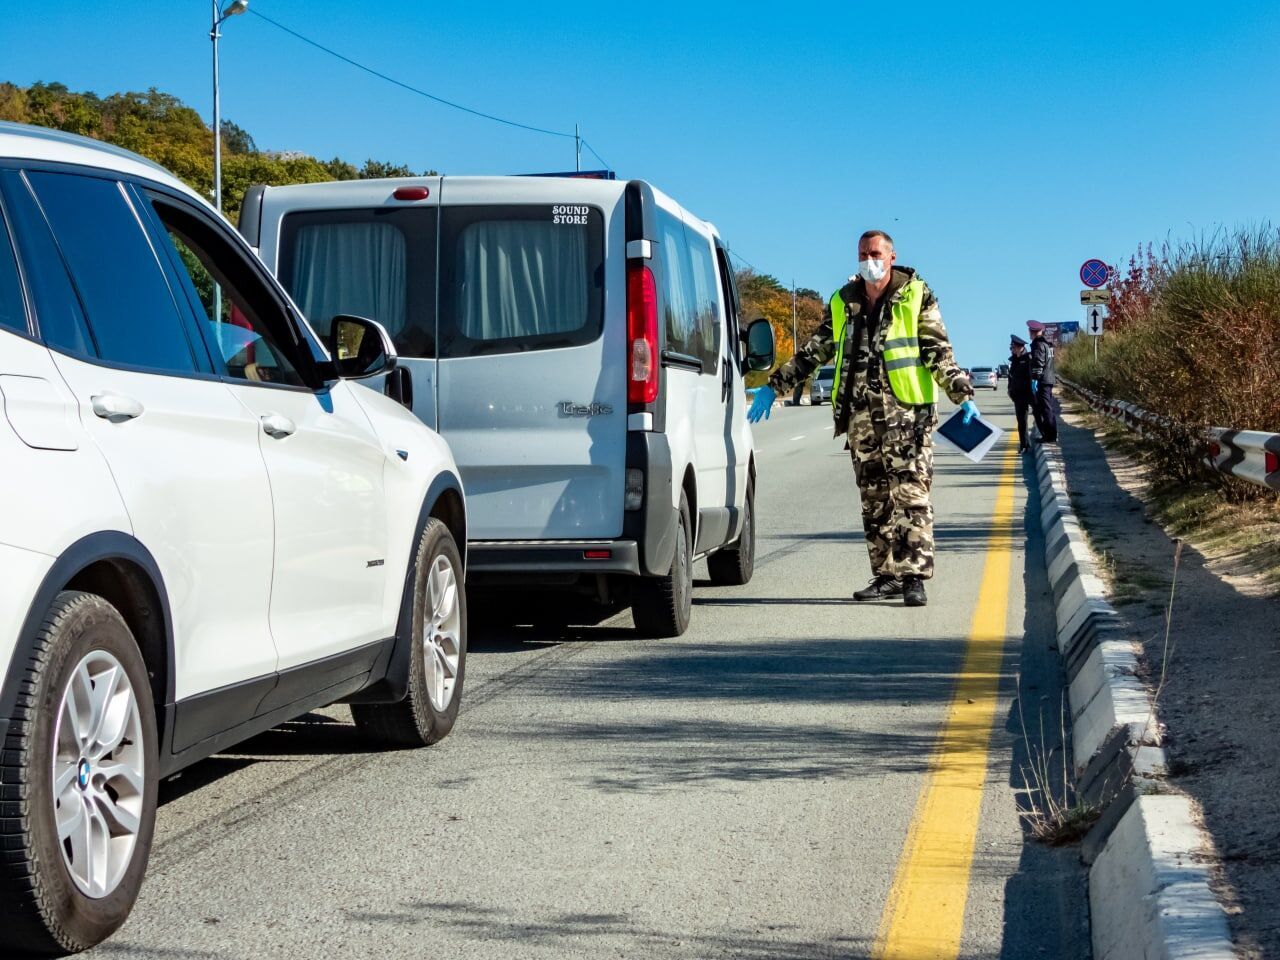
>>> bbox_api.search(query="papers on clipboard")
[934,408,1003,463]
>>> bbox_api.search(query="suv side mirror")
[744,318,776,372]
[328,315,398,380]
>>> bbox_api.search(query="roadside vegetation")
[736,272,825,389]
[0,81,432,222]
[1056,225,1279,590]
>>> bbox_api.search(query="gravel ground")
[1056,405,1280,959]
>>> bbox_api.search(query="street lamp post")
[210,0,247,346]
[210,0,248,216]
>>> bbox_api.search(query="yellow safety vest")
[829,279,936,406]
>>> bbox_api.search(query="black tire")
[631,494,693,638]
[0,591,159,957]
[351,519,467,748]
[707,482,755,586]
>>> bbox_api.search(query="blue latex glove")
[960,399,980,424]
[747,385,776,423]
[1031,379,1040,394]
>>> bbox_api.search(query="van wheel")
[352,519,467,747]
[0,591,158,956]
[632,494,693,638]
[708,482,755,586]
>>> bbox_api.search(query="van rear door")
[436,181,626,540]
[272,191,440,430]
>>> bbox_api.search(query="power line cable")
[248,7,611,168]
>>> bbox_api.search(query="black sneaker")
[854,575,902,602]
[903,576,927,607]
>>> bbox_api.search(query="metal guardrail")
[1061,378,1280,492]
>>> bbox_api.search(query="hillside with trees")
[0,81,432,222]
[2,81,829,380]
[735,271,826,387]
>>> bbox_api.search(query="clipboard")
[934,408,1003,463]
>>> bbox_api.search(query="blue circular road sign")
[1080,258,1109,288]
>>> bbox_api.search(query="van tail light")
[627,261,658,404]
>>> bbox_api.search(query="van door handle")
[90,392,144,423]
[721,357,732,401]
[260,413,296,439]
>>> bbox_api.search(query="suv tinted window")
[25,172,199,374]
[279,207,437,359]
[145,195,308,389]
[438,204,603,358]
[0,204,27,336]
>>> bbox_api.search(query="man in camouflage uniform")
[750,230,974,607]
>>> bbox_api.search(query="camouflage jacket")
[768,266,973,435]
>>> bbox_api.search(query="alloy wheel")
[51,650,146,899]
[423,554,462,712]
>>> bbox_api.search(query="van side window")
[684,230,721,374]
[144,196,308,389]
[658,211,697,363]
[658,211,719,374]
[279,208,436,359]
[0,202,27,336]
[24,171,201,375]
[715,246,741,371]
[438,204,603,357]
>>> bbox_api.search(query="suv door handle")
[90,392,144,423]
[260,413,296,439]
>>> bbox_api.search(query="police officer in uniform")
[1007,334,1033,453]
[747,230,976,607]
[1027,320,1058,443]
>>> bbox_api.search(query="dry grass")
[1016,689,1102,845]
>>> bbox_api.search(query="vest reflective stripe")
[883,337,919,351]
[828,279,936,410]
[885,356,924,372]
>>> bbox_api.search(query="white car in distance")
[0,122,469,956]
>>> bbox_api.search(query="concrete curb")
[1032,439,1238,959]
[1090,796,1235,960]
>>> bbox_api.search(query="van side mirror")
[384,365,414,411]
[327,315,398,380]
[744,318,776,372]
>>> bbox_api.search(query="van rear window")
[278,207,437,359]
[438,204,603,358]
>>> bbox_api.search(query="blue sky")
[2,1,1277,364]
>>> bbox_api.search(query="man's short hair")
[860,229,894,248]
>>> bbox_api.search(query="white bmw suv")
[0,122,469,955]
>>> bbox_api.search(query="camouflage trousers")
[847,401,936,580]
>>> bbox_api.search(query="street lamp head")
[222,0,248,17]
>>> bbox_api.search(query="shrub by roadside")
[1057,226,1280,499]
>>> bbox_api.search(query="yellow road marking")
[874,439,1019,960]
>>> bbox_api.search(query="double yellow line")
[874,440,1019,959]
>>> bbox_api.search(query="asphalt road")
[88,391,1088,960]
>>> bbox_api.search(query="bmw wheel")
[0,590,158,956]
[352,518,467,747]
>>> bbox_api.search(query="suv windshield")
[816,368,835,382]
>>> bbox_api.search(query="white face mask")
[858,258,887,284]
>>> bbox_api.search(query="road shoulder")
[1054,407,1279,959]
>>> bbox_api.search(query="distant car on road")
[970,366,998,390]
[997,363,1010,379]
[810,365,836,404]
[0,121,469,956]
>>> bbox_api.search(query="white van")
[242,176,775,637]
